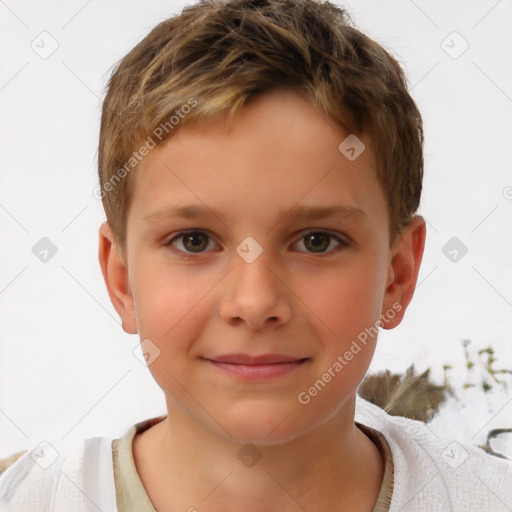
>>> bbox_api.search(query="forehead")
[128,89,386,229]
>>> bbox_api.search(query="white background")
[1,0,511,458]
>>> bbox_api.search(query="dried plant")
[358,364,450,422]
[0,450,27,476]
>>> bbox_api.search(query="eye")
[167,230,217,255]
[165,229,348,257]
[293,230,348,254]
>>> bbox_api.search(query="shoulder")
[0,436,117,512]
[355,395,512,511]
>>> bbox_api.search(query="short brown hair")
[98,0,423,259]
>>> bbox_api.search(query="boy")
[1,0,511,510]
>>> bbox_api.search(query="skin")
[99,88,426,512]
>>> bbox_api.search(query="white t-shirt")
[1,396,511,511]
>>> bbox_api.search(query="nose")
[218,249,293,330]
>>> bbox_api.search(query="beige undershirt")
[111,416,394,512]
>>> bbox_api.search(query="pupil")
[186,232,206,251]
[308,233,328,252]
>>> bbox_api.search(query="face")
[100,88,425,445]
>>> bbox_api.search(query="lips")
[203,353,308,364]
[201,354,309,380]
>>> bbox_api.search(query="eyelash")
[165,229,349,258]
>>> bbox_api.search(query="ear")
[98,222,138,334]
[380,215,426,329]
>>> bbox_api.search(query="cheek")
[131,260,212,351]
[131,266,213,395]
[298,261,384,345]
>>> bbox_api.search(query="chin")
[211,401,314,446]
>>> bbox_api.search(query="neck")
[133,396,384,512]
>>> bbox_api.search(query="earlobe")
[98,222,138,334]
[380,215,426,330]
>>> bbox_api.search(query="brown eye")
[294,231,347,254]
[168,231,213,254]
[182,232,208,252]
[304,232,330,252]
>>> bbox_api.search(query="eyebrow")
[143,203,368,225]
